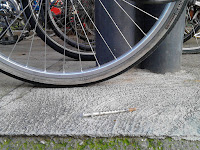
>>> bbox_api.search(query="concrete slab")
[0,54,200,141]
[0,73,24,98]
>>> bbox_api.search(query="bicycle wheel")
[22,0,95,60]
[47,0,95,51]
[0,0,186,86]
[183,1,200,54]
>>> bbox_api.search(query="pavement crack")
[0,83,25,100]
[0,83,35,108]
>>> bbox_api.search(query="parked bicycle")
[0,0,70,45]
[183,0,200,54]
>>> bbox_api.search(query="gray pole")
[140,6,186,73]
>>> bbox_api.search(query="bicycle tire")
[0,0,187,86]
[182,47,200,54]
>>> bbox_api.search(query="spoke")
[72,6,83,72]
[186,7,192,20]
[54,16,67,24]
[3,17,13,36]
[26,0,44,67]
[184,28,190,34]
[195,1,200,7]
[98,0,132,49]
[64,26,73,35]
[121,0,159,20]
[44,0,48,72]
[58,20,71,30]
[77,0,117,59]
[192,25,200,47]
[8,4,39,58]
[51,14,74,38]
[194,32,200,38]
[70,0,100,67]
[114,0,147,36]
[63,0,68,73]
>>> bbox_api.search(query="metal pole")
[140,6,186,73]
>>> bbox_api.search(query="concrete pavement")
[0,54,200,141]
